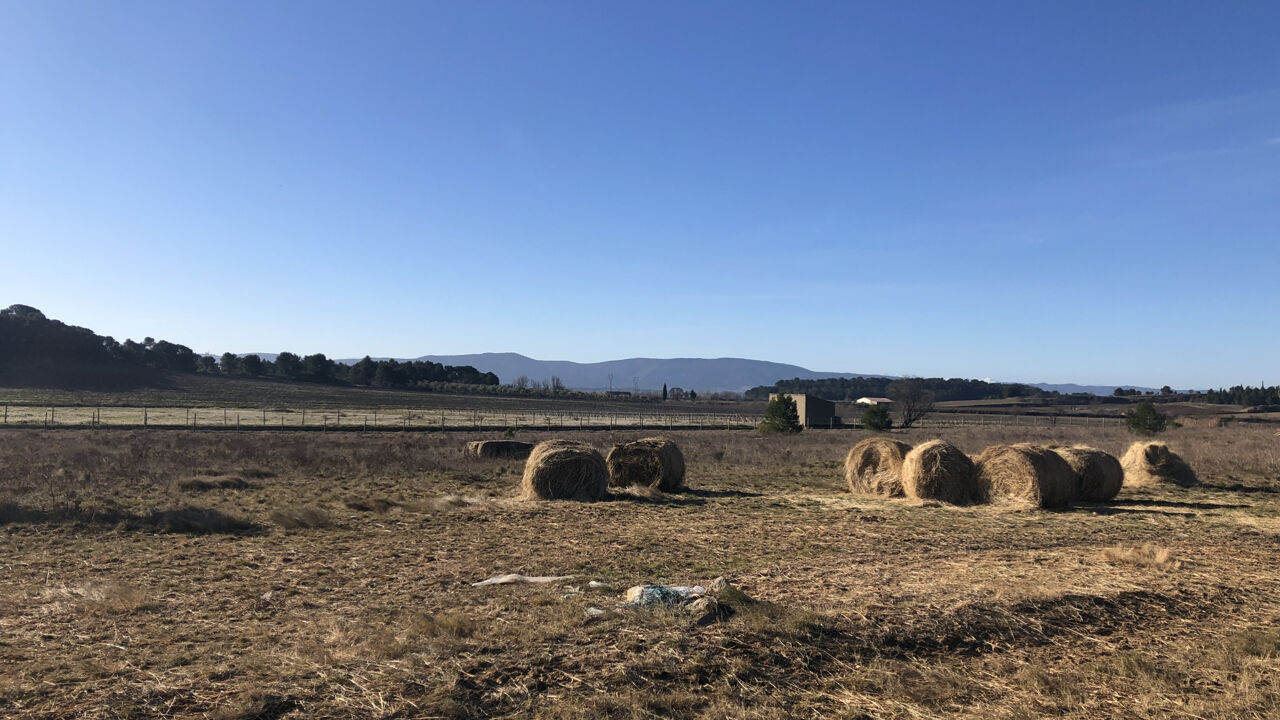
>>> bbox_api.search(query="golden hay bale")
[606,437,686,491]
[1053,446,1123,501]
[901,440,976,505]
[465,440,534,460]
[520,440,609,501]
[844,437,912,497]
[1120,442,1198,488]
[975,443,1075,509]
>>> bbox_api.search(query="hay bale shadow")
[682,488,763,499]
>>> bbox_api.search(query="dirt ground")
[2,425,1279,719]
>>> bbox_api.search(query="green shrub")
[758,394,802,434]
[861,405,892,431]
[1126,399,1169,436]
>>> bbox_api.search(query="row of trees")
[1114,384,1280,407]
[1,305,202,373]
[0,304,499,391]
[210,353,498,388]
[1199,385,1280,407]
[747,375,1043,403]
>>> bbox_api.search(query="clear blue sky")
[2,2,1277,389]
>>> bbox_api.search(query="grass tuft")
[1101,543,1181,569]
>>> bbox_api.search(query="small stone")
[688,596,723,626]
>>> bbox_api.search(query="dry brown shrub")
[901,440,976,505]
[465,440,534,460]
[606,437,686,491]
[844,437,911,497]
[975,443,1076,509]
[520,440,608,501]
[1053,446,1123,501]
[1121,441,1198,488]
[179,475,252,492]
[43,581,152,615]
[270,504,332,529]
[1102,543,1181,570]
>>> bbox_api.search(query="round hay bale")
[901,440,976,505]
[1053,446,1123,501]
[975,443,1075,509]
[1120,442,1198,488]
[605,437,686,491]
[466,440,534,460]
[520,440,609,501]
[844,437,912,497]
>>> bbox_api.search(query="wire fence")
[0,405,761,431]
[0,404,1125,431]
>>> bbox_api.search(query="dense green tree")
[240,354,265,376]
[349,356,377,385]
[219,353,241,375]
[275,352,303,380]
[301,353,336,381]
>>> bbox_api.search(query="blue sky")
[2,2,1277,389]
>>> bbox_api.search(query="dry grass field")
[3,425,1280,718]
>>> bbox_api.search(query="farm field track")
[3,425,1280,718]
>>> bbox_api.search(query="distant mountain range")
[1028,382,1158,396]
[401,353,883,393]
[232,351,1160,395]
